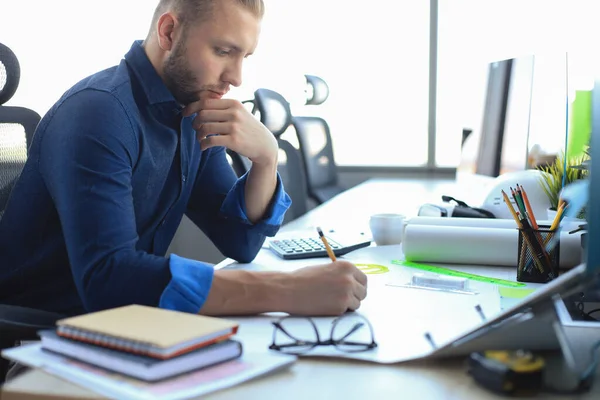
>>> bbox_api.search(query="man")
[0,0,367,317]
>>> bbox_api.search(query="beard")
[162,37,199,106]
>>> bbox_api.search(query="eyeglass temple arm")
[272,321,322,343]
[332,322,364,342]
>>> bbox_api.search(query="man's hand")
[182,99,278,166]
[199,261,368,317]
[284,261,368,316]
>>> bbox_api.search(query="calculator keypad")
[270,237,340,255]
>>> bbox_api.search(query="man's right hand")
[284,261,368,316]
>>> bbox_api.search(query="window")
[242,0,431,167]
[437,0,599,169]
[3,1,428,167]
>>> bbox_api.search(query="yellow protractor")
[356,264,390,274]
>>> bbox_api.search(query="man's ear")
[156,12,179,51]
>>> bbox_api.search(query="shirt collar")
[124,40,180,108]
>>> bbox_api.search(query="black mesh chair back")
[292,75,345,205]
[253,88,308,223]
[0,42,41,217]
[0,43,62,384]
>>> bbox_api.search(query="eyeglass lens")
[271,314,376,354]
[331,314,376,352]
[272,317,319,354]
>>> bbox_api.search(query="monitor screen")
[475,58,512,177]
[458,55,533,178]
[499,55,535,175]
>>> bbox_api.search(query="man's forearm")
[199,269,290,315]
[244,161,278,223]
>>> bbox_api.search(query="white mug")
[369,213,406,246]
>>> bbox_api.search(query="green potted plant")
[537,149,589,220]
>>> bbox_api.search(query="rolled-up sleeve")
[220,171,291,234]
[159,254,215,313]
[186,146,291,263]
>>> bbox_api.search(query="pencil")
[502,190,546,274]
[501,190,522,227]
[518,183,548,258]
[550,203,566,231]
[519,216,551,274]
[317,227,337,261]
[519,184,539,229]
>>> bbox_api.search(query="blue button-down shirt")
[0,41,291,316]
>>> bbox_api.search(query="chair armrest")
[0,305,64,340]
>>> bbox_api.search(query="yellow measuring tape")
[356,264,390,274]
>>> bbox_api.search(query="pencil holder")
[516,225,560,283]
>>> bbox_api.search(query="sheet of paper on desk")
[2,343,296,400]
[222,244,503,364]
[232,279,501,364]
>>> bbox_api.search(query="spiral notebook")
[39,330,243,381]
[55,304,238,359]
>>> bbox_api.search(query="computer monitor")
[475,58,512,177]
[498,55,535,175]
[427,78,600,361]
[459,55,535,178]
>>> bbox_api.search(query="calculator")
[268,233,371,260]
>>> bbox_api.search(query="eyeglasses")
[269,314,378,355]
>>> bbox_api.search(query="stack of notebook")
[38,304,241,381]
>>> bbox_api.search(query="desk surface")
[3,176,599,400]
[281,174,493,234]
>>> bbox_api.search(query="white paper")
[230,280,501,364]
[402,224,582,268]
[405,216,581,230]
[217,244,504,364]
[2,344,296,400]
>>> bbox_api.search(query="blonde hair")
[150,0,264,34]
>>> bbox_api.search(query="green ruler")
[391,260,526,288]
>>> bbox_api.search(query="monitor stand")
[428,291,600,391]
[552,295,600,390]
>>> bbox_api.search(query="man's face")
[163,0,261,105]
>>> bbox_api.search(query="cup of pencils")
[517,224,560,283]
[502,185,565,283]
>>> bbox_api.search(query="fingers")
[333,260,368,287]
[191,109,231,129]
[353,268,368,286]
[333,261,367,311]
[182,98,236,117]
[199,134,229,151]
[347,295,361,312]
[353,279,367,301]
[195,122,232,141]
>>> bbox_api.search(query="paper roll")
[405,216,581,230]
[402,224,582,268]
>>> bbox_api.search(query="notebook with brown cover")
[55,304,238,359]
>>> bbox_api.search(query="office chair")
[226,149,252,178]
[253,88,308,223]
[292,75,345,205]
[0,306,65,383]
[0,42,41,215]
[0,42,63,383]
[224,100,255,178]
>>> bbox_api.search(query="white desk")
[281,175,493,234]
[3,177,599,399]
